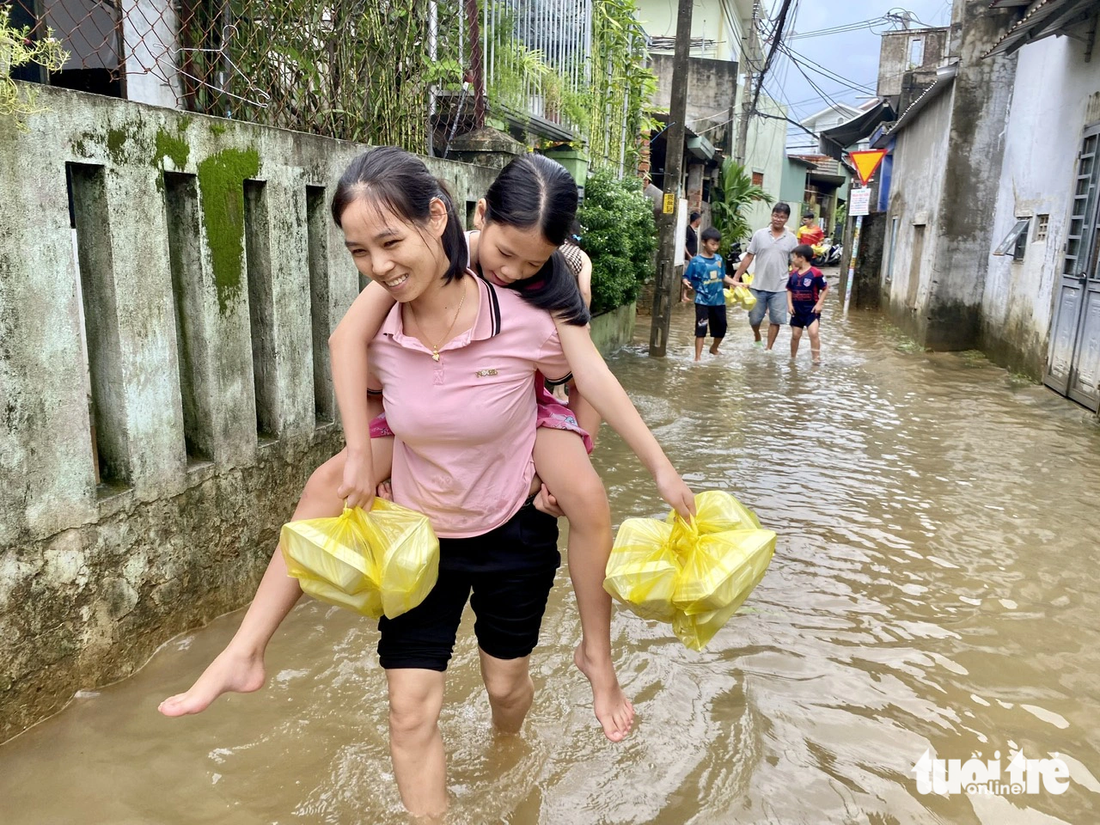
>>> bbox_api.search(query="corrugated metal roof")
[872,64,958,147]
[984,0,1098,57]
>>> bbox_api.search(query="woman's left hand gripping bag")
[281,500,440,619]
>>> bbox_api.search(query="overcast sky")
[763,0,955,150]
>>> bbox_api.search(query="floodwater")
[4,294,1100,824]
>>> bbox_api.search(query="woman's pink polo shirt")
[368,274,571,538]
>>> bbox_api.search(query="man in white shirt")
[730,202,799,350]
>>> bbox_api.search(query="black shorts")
[377,499,561,671]
[790,308,821,328]
[694,304,728,339]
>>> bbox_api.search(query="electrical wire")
[778,43,876,94]
[749,0,795,119]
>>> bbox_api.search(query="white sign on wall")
[850,187,872,216]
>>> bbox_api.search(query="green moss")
[105,126,137,165]
[153,128,190,171]
[210,122,228,136]
[197,148,261,314]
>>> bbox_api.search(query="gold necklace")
[410,279,468,361]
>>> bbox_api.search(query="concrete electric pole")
[648,0,694,358]
[734,0,760,165]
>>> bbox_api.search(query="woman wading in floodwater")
[161,148,694,817]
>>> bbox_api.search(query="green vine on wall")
[484,0,654,174]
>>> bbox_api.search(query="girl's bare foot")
[158,647,266,717]
[574,643,634,742]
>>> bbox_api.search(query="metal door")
[1046,125,1100,410]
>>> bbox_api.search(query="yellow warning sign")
[663,193,676,214]
[849,149,887,186]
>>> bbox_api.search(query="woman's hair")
[482,154,589,326]
[330,147,466,283]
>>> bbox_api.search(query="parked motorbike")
[810,237,844,267]
[811,237,831,267]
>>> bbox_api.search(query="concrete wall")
[878,27,951,98]
[589,301,638,354]
[123,0,182,108]
[879,0,1018,349]
[880,85,955,342]
[780,159,808,207]
[649,52,739,152]
[743,95,789,234]
[635,0,744,61]
[981,35,1100,379]
[0,84,498,741]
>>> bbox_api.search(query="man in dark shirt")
[681,212,702,302]
[684,211,701,261]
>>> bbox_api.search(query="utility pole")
[648,0,694,358]
[734,0,759,165]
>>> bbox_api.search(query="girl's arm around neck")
[328,280,398,507]
[555,320,695,518]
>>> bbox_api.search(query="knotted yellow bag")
[605,491,775,650]
[281,499,439,619]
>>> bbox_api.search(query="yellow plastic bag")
[603,518,679,623]
[605,491,775,650]
[735,286,757,310]
[281,499,439,619]
[722,284,757,310]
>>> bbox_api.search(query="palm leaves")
[710,159,773,256]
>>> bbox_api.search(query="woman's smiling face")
[340,195,449,301]
[474,200,558,287]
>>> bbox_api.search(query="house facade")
[872,0,1100,414]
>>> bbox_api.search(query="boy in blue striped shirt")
[683,227,737,361]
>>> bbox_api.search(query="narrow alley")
[3,300,1097,825]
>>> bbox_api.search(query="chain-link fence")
[15,0,466,150]
[12,0,649,166]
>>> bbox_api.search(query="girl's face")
[340,196,449,301]
[474,200,557,287]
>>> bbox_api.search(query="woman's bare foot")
[574,643,634,742]
[158,647,266,717]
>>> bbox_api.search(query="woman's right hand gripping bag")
[281,499,439,620]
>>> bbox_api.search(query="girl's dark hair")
[331,147,466,283]
[482,154,589,326]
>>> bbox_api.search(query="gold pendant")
[432,351,440,361]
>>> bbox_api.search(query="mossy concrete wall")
[589,301,638,355]
[0,83,498,741]
[879,0,1018,351]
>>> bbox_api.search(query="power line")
[779,43,876,94]
[749,0,795,119]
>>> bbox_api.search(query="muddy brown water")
[3,301,1099,824]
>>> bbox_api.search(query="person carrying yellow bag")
[604,491,776,650]
[281,499,439,620]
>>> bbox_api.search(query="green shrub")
[578,169,656,314]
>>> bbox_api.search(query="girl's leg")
[159,438,395,716]
[790,325,803,358]
[808,319,822,364]
[386,668,448,817]
[532,429,633,742]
